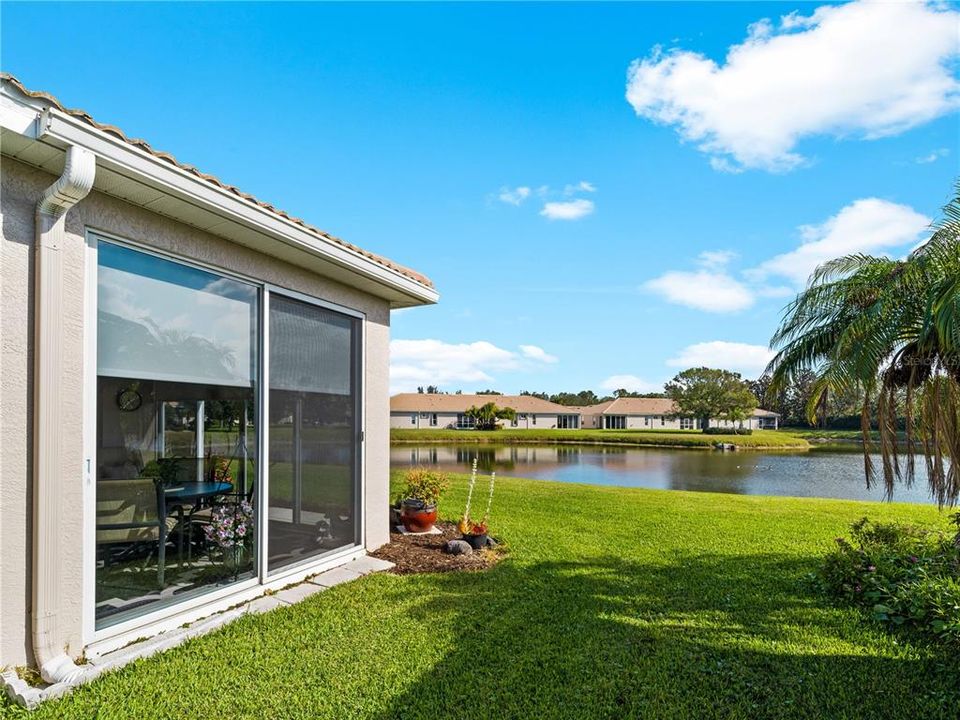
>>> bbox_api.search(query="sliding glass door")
[93,236,364,630]
[95,240,258,628]
[267,294,362,573]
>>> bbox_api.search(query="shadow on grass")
[379,553,959,720]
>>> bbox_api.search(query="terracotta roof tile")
[1,73,433,290]
[391,394,574,414]
[578,398,779,417]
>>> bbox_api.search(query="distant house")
[576,398,779,430]
[390,394,580,430]
[391,394,779,431]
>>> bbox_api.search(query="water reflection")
[391,444,937,504]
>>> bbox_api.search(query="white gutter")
[32,145,96,684]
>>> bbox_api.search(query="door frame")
[82,230,368,651]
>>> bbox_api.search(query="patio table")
[164,482,234,561]
[164,481,233,502]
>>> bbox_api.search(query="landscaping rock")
[444,540,473,555]
[485,537,498,548]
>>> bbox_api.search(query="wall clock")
[116,388,143,412]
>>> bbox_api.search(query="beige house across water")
[574,398,779,430]
[393,395,779,430]
[390,393,581,430]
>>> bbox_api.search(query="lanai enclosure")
[0,74,436,682]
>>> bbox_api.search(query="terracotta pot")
[400,500,437,533]
[461,533,488,550]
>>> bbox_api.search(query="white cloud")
[540,198,595,221]
[626,1,960,171]
[644,270,754,313]
[916,148,950,164]
[389,339,558,394]
[667,341,774,377]
[750,198,931,284]
[519,345,559,363]
[646,198,930,312]
[697,250,737,270]
[564,180,597,195]
[599,374,662,394]
[498,186,531,206]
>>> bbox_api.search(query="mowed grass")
[391,427,810,449]
[11,474,957,719]
[779,426,912,443]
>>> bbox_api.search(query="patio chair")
[96,478,178,586]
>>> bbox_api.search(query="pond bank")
[391,428,811,450]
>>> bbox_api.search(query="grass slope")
[11,475,956,719]
[391,428,809,449]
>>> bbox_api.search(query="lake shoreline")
[390,428,811,451]
[390,437,809,452]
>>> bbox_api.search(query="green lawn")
[10,473,957,719]
[779,426,912,443]
[392,427,810,449]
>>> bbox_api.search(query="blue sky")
[3,1,958,395]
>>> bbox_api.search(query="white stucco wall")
[389,411,573,429]
[0,157,394,667]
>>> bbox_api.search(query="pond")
[391,444,939,505]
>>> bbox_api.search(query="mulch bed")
[370,521,502,575]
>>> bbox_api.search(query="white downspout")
[33,145,96,684]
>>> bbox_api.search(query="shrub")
[399,468,449,507]
[818,516,960,644]
[703,427,753,435]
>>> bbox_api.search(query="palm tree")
[767,185,960,506]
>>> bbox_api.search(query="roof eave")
[1,84,438,309]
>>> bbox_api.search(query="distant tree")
[665,367,757,430]
[612,389,666,399]
[550,390,602,406]
[417,386,424,394]
[520,391,550,400]
[464,402,517,430]
[476,389,503,395]
[426,385,442,394]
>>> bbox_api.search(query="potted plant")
[399,468,449,533]
[458,458,495,549]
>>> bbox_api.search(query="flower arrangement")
[204,500,254,551]
[458,457,495,536]
[204,500,254,578]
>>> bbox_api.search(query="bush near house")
[703,427,753,436]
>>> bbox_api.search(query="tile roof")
[0,73,433,289]
[580,398,779,417]
[391,393,574,414]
